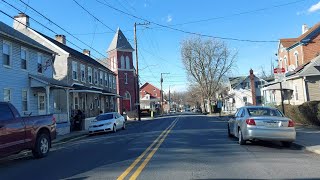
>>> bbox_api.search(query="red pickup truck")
[0,102,56,158]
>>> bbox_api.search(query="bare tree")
[181,36,237,114]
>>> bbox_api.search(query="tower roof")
[107,28,134,52]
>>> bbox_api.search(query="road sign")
[274,68,285,82]
[274,68,285,73]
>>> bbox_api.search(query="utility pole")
[160,73,170,115]
[134,22,149,121]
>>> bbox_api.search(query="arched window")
[120,56,125,69]
[126,56,130,69]
[294,52,299,67]
[124,91,131,100]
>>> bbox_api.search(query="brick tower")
[107,28,137,113]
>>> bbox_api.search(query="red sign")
[274,68,285,74]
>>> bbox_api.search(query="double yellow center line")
[117,118,179,180]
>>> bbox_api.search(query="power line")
[95,0,290,43]
[72,0,115,32]
[0,7,102,60]
[14,0,108,58]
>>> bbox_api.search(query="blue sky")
[1,0,320,92]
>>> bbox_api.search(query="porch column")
[66,89,70,125]
[46,86,50,114]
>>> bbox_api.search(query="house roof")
[29,74,71,88]
[280,22,320,49]
[286,55,320,79]
[107,28,134,52]
[140,82,160,91]
[37,32,115,75]
[0,21,53,54]
[229,76,247,89]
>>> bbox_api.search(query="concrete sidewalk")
[294,125,320,154]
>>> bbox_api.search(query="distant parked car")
[89,112,126,134]
[0,102,56,158]
[169,109,176,113]
[227,106,296,147]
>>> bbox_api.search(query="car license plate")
[265,122,279,127]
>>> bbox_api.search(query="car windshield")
[247,108,283,117]
[96,114,114,121]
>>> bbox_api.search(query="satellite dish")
[288,64,296,72]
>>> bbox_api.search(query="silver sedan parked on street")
[227,106,296,147]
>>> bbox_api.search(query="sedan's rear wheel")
[113,124,117,133]
[122,122,126,130]
[238,128,246,145]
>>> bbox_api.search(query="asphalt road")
[1,115,320,180]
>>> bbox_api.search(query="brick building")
[107,28,137,113]
[140,82,161,99]
[140,82,161,111]
[278,23,320,71]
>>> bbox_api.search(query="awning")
[263,82,293,91]
[70,84,121,97]
[29,74,71,88]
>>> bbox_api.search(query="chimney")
[83,49,90,56]
[249,69,257,105]
[13,13,29,30]
[55,35,66,45]
[302,24,309,34]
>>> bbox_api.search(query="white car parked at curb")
[89,112,126,134]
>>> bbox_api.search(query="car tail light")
[246,118,256,125]
[288,120,295,127]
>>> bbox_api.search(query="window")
[72,61,78,80]
[105,98,109,108]
[74,97,79,110]
[243,96,247,103]
[0,104,14,121]
[4,89,11,102]
[21,48,27,70]
[124,73,128,84]
[80,64,85,82]
[126,56,130,69]
[110,97,114,110]
[22,90,28,111]
[109,74,112,88]
[284,57,288,71]
[295,52,299,67]
[88,67,92,84]
[279,58,282,68]
[100,71,103,85]
[2,41,10,66]
[37,54,43,73]
[121,56,125,69]
[247,107,283,117]
[94,69,98,85]
[113,76,116,89]
[105,73,108,87]
[295,85,299,100]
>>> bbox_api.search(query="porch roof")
[71,84,121,97]
[262,81,293,91]
[29,74,71,88]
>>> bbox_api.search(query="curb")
[52,133,88,146]
[292,142,320,155]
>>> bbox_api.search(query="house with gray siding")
[13,13,119,131]
[0,21,70,132]
[263,55,320,106]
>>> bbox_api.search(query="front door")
[123,100,130,112]
[38,93,46,115]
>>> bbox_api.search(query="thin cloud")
[308,1,320,13]
[166,15,173,23]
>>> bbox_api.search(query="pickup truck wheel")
[32,133,50,158]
